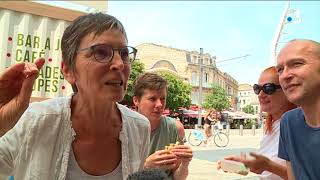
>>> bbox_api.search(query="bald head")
[278,39,320,60]
[276,39,320,107]
[288,39,320,46]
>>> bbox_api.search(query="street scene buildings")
[237,83,260,114]
[136,43,239,109]
[2,1,317,180]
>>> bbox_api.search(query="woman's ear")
[61,62,76,84]
[133,96,140,107]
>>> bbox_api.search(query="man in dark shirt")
[276,39,320,180]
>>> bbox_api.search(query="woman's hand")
[240,152,271,174]
[0,58,45,136]
[217,154,244,171]
[171,145,193,180]
[218,152,271,174]
[170,145,193,165]
[144,149,178,170]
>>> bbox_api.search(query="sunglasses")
[253,83,282,95]
[77,44,137,64]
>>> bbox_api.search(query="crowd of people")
[0,12,319,180]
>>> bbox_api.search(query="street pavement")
[185,128,263,180]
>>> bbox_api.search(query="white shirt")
[0,95,150,180]
[257,119,286,180]
[66,148,122,180]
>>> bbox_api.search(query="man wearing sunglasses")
[277,39,320,180]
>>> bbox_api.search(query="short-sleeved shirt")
[149,116,179,180]
[278,108,320,180]
[149,116,179,156]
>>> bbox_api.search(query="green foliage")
[203,83,230,112]
[122,60,145,106]
[243,119,256,129]
[243,105,255,114]
[159,72,192,112]
[232,119,256,129]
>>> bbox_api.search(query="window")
[186,54,191,62]
[202,72,209,87]
[205,73,209,83]
[191,91,199,104]
[204,58,209,65]
[192,56,197,63]
[191,71,197,85]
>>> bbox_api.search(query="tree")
[203,84,230,112]
[122,60,145,106]
[243,105,255,114]
[159,71,192,113]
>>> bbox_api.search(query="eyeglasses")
[77,44,137,64]
[253,83,282,95]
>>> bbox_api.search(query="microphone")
[127,168,168,180]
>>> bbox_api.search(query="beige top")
[0,95,150,180]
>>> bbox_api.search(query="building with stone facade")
[135,43,239,109]
[237,83,260,114]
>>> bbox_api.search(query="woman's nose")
[110,51,124,70]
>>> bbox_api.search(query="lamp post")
[197,48,203,126]
[197,51,250,126]
[270,1,301,65]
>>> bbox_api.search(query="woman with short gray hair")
[0,13,150,180]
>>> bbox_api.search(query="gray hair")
[61,13,127,92]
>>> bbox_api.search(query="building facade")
[237,83,260,114]
[136,43,239,109]
[0,1,108,102]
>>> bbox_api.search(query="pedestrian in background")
[203,110,215,140]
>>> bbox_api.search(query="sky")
[39,1,320,85]
[106,1,320,85]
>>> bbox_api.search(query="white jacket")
[0,95,150,180]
